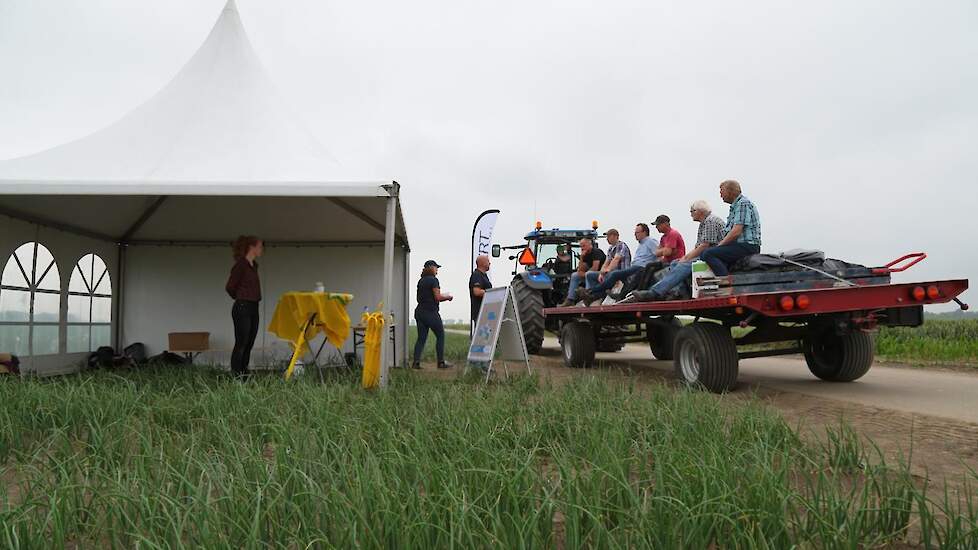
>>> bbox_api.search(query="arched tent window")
[0,242,61,356]
[67,254,112,353]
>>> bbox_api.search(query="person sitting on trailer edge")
[577,223,659,304]
[598,228,631,283]
[652,214,686,264]
[624,200,726,302]
[699,179,761,276]
[559,238,605,307]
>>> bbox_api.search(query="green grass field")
[408,326,471,362]
[876,319,978,365]
[1,369,976,548]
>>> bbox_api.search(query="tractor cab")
[494,223,600,284]
[491,223,603,346]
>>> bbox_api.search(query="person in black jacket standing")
[469,255,492,326]
[226,235,263,380]
[412,260,453,369]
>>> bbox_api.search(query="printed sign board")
[467,286,530,380]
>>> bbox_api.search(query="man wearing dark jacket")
[469,255,493,323]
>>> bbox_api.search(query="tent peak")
[0,0,339,182]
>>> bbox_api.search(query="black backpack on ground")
[148,351,191,366]
[123,343,148,365]
[87,346,116,370]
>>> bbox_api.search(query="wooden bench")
[168,332,210,363]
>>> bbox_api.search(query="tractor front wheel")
[511,277,546,354]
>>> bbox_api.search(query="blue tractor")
[492,222,625,354]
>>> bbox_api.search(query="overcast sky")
[1,0,975,319]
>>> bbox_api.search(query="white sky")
[1,0,975,319]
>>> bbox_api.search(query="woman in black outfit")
[226,235,264,379]
[412,260,453,369]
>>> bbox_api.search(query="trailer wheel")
[803,329,875,382]
[561,322,595,369]
[648,317,683,360]
[673,323,739,393]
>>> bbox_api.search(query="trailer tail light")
[927,285,940,300]
[518,248,536,266]
[912,286,926,301]
[779,295,795,311]
[795,294,811,310]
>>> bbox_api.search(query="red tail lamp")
[795,294,811,310]
[779,295,795,311]
[911,286,926,301]
[518,248,537,266]
[927,285,940,300]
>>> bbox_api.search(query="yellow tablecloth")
[268,291,354,352]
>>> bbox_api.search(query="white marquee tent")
[0,1,409,381]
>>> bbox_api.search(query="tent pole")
[379,182,399,389]
[402,247,410,368]
[115,243,126,351]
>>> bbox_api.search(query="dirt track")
[605,342,978,424]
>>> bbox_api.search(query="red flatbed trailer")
[543,253,969,392]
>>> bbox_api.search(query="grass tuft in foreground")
[0,368,975,548]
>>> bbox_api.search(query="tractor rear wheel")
[803,329,875,382]
[511,277,545,354]
[673,323,739,393]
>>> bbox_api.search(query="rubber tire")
[511,277,546,354]
[648,317,683,360]
[561,322,595,369]
[596,326,626,353]
[803,329,875,382]
[673,323,739,393]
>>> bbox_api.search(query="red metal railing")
[873,252,927,274]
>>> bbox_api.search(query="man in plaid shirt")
[700,179,761,276]
[627,199,727,301]
[598,228,631,284]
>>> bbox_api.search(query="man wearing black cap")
[412,259,454,369]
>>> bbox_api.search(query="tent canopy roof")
[0,2,408,249]
[0,0,339,182]
[0,182,408,247]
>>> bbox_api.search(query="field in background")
[408,327,470,362]
[2,369,976,547]
[877,319,978,366]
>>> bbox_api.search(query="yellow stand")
[284,313,316,381]
[360,311,385,389]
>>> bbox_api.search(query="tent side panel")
[0,214,118,375]
[122,244,407,367]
